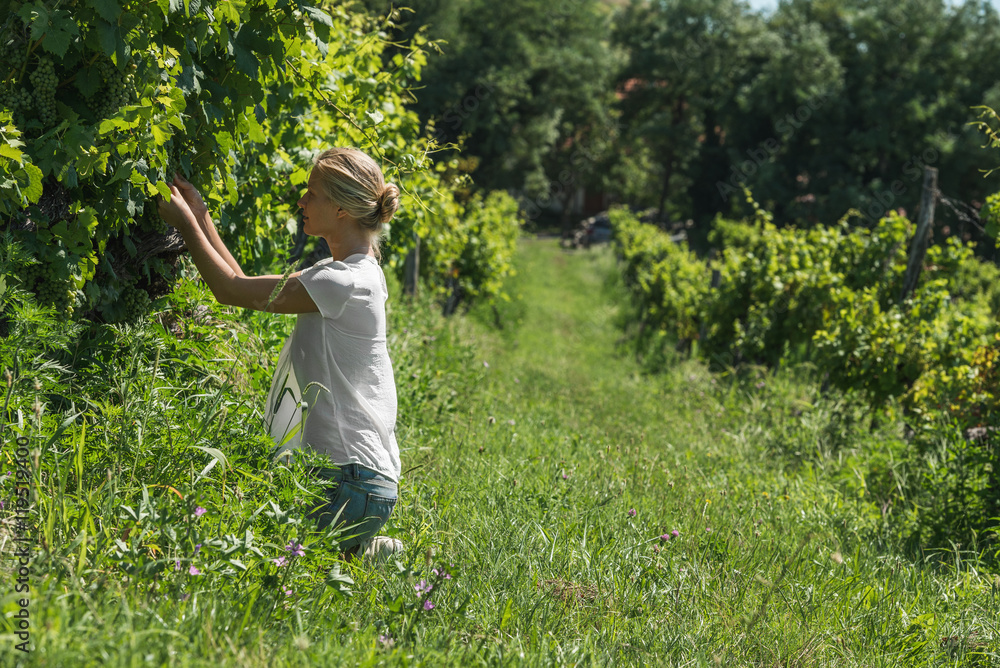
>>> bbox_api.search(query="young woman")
[158,147,403,560]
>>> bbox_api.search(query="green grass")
[2,239,999,666]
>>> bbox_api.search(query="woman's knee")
[309,474,398,550]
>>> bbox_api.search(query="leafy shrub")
[612,204,994,405]
[453,191,522,305]
[949,252,1000,316]
[610,202,1000,554]
[0,0,518,324]
[609,207,709,354]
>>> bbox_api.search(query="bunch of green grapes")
[0,86,33,117]
[28,57,58,128]
[163,139,191,181]
[165,148,180,181]
[21,263,76,315]
[0,28,30,122]
[92,59,137,121]
[119,284,151,322]
[138,200,168,234]
[0,38,25,75]
[0,19,27,80]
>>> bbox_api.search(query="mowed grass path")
[11,238,998,667]
[383,238,1000,666]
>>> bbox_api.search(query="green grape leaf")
[95,19,119,58]
[59,162,79,188]
[21,163,43,204]
[78,207,99,236]
[86,0,122,23]
[177,64,203,95]
[150,122,171,145]
[233,42,259,79]
[38,9,80,58]
[215,1,239,23]
[74,65,104,97]
[213,130,233,152]
[85,281,102,304]
[19,3,49,40]
[302,6,333,27]
[0,144,23,161]
[244,113,265,143]
[123,234,137,257]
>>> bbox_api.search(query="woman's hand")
[171,174,209,221]
[158,183,198,232]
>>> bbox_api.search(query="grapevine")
[117,284,152,323]
[611,205,999,412]
[28,58,59,129]
[21,262,78,316]
[0,20,30,123]
[139,200,168,235]
[91,59,137,121]
[1,0,520,326]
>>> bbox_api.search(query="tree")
[613,0,772,224]
[611,0,1000,237]
[756,0,1000,228]
[406,0,620,226]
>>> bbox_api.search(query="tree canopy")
[365,0,1000,243]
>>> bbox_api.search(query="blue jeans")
[307,463,398,552]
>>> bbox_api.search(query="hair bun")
[377,183,400,225]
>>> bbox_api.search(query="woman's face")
[298,169,342,237]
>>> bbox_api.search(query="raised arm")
[171,175,245,278]
[159,178,319,314]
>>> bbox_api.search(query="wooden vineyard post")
[900,166,938,303]
[403,235,420,297]
[697,267,722,350]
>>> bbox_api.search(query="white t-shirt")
[264,254,401,481]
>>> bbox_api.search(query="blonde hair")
[312,147,400,257]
